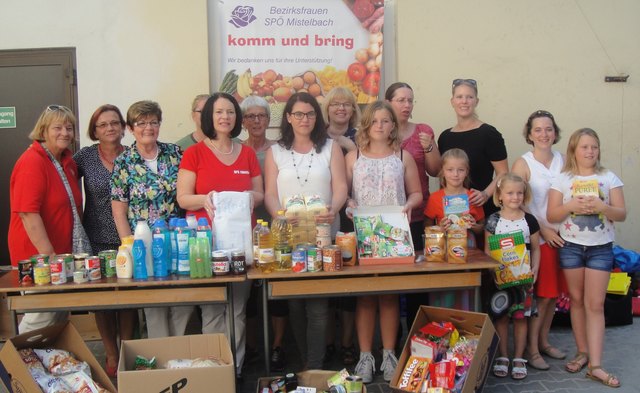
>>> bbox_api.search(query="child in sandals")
[485,174,540,380]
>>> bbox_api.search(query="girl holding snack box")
[345,101,422,383]
[484,173,540,380]
[547,128,626,388]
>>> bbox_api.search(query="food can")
[34,263,51,285]
[275,245,292,271]
[99,250,117,278]
[30,254,49,265]
[212,250,230,276]
[74,253,89,271]
[316,223,331,237]
[18,260,34,285]
[322,245,342,272]
[56,254,74,278]
[344,375,363,393]
[316,235,332,248]
[328,385,347,393]
[73,269,88,284]
[292,246,307,273]
[306,246,323,272]
[85,256,101,281]
[50,257,67,285]
[230,250,246,275]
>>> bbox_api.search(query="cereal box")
[488,231,533,289]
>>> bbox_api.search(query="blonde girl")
[345,101,422,383]
[485,173,540,380]
[547,128,625,388]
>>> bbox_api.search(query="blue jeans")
[559,241,613,272]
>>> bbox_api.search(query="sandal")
[565,352,588,373]
[511,358,528,380]
[586,366,620,388]
[492,357,509,378]
[527,352,550,370]
[541,345,566,359]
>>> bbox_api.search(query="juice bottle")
[258,221,275,273]
[272,210,292,271]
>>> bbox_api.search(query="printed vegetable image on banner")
[214,0,385,124]
[488,231,533,289]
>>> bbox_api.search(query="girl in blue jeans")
[548,128,626,388]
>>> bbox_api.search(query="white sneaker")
[380,350,398,382]
[354,352,375,383]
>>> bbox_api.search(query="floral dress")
[111,141,182,231]
[352,150,406,207]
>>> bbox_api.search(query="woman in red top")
[8,105,81,332]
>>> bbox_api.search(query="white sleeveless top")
[352,151,406,207]
[271,139,339,235]
[521,150,563,243]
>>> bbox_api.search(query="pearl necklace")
[208,138,234,155]
[291,149,314,187]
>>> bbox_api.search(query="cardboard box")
[353,206,415,265]
[390,306,499,393]
[0,321,116,392]
[118,333,234,393]
[256,370,367,393]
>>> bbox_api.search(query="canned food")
[274,245,292,271]
[345,375,363,393]
[74,253,89,271]
[212,250,229,276]
[34,263,51,285]
[30,254,49,265]
[50,257,67,285]
[73,269,88,283]
[56,254,74,278]
[18,260,34,285]
[316,235,332,248]
[328,385,347,393]
[306,246,323,272]
[230,250,246,275]
[85,256,101,281]
[322,245,342,272]
[292,247,307,273]
[99,250,117,278]
[316,223,331,237]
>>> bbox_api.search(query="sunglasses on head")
[452,79,477,88]
[529,110,554,120]
[46,104,71,112]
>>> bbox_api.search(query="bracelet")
[423,144,434,153]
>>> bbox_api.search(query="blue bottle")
[175,218,191,275]
[152,219,170,277]
[168,217,178,274]
[196,217,213,250]
[132,239,148,280]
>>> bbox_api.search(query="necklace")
[98,144,123,166]
[291,149,314,186]
[208,138,234,155]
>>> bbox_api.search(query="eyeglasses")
[96,120,123,129]
[46,104,71,112]
[529,110,554,120]
[452,79,477,87]
[290,111,317,120]
[244,113,268,121]
[391,98,416,105]
[134,120,161,128]
[328,102,353,109]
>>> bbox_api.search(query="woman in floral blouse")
[111,100,189,338]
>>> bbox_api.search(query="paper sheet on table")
[212,191,253,264]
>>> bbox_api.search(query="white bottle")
[186,213,198,237]
[134,219,154,277]
[115,245,133,278]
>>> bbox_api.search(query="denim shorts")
[558,241,613,272]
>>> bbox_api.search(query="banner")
[213,0,385,123]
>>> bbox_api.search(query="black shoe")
[270,347,286,371]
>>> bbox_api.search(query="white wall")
[2,0,638,247]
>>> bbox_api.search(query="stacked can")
[315,223,331,248]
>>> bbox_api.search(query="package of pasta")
[488,231,533,289]
[446,228,467,263]
[424,226,446,262]
[283,194,306,218]
[304,194,328,215]
[396,356,430,392]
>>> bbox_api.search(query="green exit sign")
[0,107,16,129]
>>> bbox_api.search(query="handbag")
[41,143,93,255]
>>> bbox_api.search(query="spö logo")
[229,6,257,28]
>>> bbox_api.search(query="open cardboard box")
[0,321,116,392]
[390,306,499,393]
[118,333,234,393]
[353,205,415,265]
[256,370,367,392]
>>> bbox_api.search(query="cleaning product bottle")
[152,219,170,277]
[115,245,133,279]
[196,217,213,251]
[134,219,153,277]
[168,217,178,274]
[132,238,148,280]
[175,218,190,275]
[271,210,292,271]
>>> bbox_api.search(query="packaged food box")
[353,206,415,265]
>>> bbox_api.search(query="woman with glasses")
[512,110,567,371]
[264,92,348,369]
[73,104,136,376]
[177,92,263,379]
[111,100,187,338]
[175,94,210,151]
[9,105,79,333]
[438,79,508,218]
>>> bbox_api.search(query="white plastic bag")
[212,191,253,264]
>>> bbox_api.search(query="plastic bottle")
[134,219,154,277]
[272,210,293,271]
[189,237,201,278]
[115,245,133,279]
[186,213,198,237]
[258,221,275,273]
[252,219,264,265]
[132,239,148,280]
[168,217,178,274]
[199,237,213,277]
[196,217,213,250]
[175,218,191,275]
[152,220,170,277]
